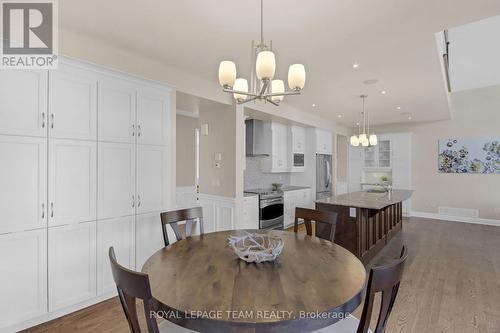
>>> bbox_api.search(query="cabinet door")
[49,139,96,226]
[97,216,135,295]
[0,70,47,137]
[137,145,170,214]
[49,64,97,140]
[98,76,136,143]
[136,87,170,145]
[0,229,47,328]
[98,143,136,219]
[348,145,363,192]
[136,212,164,270]
[242,196,259,230]
[0,136,47,234]
[48,221,97,311]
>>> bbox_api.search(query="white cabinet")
[135,212,164,270]
[364,140,391,169]
[98,77,136,143]
[291,126,306,153]
[137,145,170,214]
[0,70,47,137]
[283,189,312,229]
[242,195,259,229]
[49,139,96,226]
[98,143,136,219]
[0,136,47,234]
[348,145,363,192]
[48,64,97,140]
[261,122,289,173]
[0,229,47,328]
[48,221,97,311]
[137,88,170,146]
[97,216,135,295]
[315,129,332,154]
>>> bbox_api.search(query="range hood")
[245,119,269,157]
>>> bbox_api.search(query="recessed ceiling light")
[337,115,342,118]
[312,103,317,107]
[352,63,360,69]
[381,90,387,95]
[396,106,401,110]
[408,116,412,120]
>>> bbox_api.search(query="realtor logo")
[1,0,58,69]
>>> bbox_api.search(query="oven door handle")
[261,199,283,207]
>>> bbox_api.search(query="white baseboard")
[410,211,500,227]
[198,193,235,233]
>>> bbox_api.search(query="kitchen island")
[316,190,413,264]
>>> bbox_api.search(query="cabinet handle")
[138,195,141,207]
[50,202,54,218]
[132,124,135,136]
[41,203,45,219]
[50,114,54,129]
[41,113,45,128]
[137,125,141,137]
[132,195,135,208]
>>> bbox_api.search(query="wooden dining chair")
[160,206,204,246]
[109,247,196,333]
[313,245,408,333]
[293,207,338,242]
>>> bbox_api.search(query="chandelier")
[350,95,378,146]
[217,0,306,106]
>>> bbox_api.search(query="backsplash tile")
[244,157,291,190]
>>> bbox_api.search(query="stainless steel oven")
[259,195,284,230]
[293,153,305,167]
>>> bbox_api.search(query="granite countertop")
[316,190,413,210]
[281,186,311,191]
[244,192,259,197]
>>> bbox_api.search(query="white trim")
[176,186,197,208]
[3,291,116,332]
[198,193,236,232]
[410,211,500,227]
[176,109,199,118]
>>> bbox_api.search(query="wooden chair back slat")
[293,207,338,242]
[160,207,204,246]
[357,245,408,333]
[109,247,160,333]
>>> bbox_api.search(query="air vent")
[438,207,479,218]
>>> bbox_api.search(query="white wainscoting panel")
[176,186,198,208]
[198,193,235,233]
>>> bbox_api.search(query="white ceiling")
[60,0,500,126]
[448,15,500,92]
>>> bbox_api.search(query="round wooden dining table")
[142,230,367,333]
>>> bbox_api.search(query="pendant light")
[350,95,377,147]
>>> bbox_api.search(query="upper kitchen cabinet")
[260,122,289,173]
[315,128,333,154]
[49,63,97,140]
[364,139,392,169]
[98,76,137,144]
[0,70,48,137]
[0,135,47,234]
[136,87,171,146]
[291,126,306,153]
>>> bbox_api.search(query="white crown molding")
[176,109,199,118]
[410,211,500,227]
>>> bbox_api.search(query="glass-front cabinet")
[364,140,391,168]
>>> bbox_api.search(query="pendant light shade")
[256,51,276,80]
[350,135,360,146]
[358,133,367,143]
[361,138,369,147]
[233,78,249,101]
[218,61,236,87]
[369,134,378,146]
[288,64,306,90]
[271,79,285,102]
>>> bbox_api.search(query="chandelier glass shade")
[350,95,377,147]
[217,0,305,106]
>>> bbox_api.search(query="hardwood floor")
[24,217,500,333]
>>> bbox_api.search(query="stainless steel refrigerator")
[316,154,333,200]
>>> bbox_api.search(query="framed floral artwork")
[438,138,500,173]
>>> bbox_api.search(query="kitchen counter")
[243,192,259,197]
[281,186,311,192]
[316,189,413,210]
[316,189,412,264]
